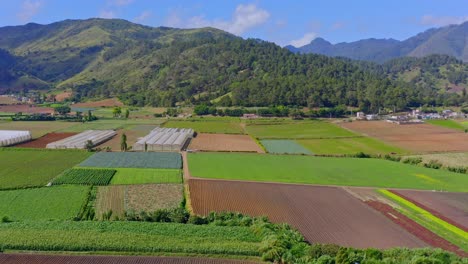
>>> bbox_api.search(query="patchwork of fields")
[79,152,182,169]
[297,137,406,155]
[164,120,243,134]
[111,168,182,185]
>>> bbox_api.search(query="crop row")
[53,168,117,186]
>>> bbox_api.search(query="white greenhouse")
[134,127,193,152]
[0,130,32,147]
[46,130,117,149]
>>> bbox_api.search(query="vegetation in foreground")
[52,168,116,186]
[188,153,468,192]
[0,149,91,189]
[0,186,89,221]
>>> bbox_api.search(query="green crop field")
[0,221,261,257]
[0,121,77,138]
[245,120,357,139]
[297,137,407,155]
[111,168,182,185]
[52,168,116,186]
[0,186,89,221]
[163,120,243,134]
[0,149,92,190]
[188,153,468,192]
[79,152,182,169]
[425,119,467,131]
[260,140,312,154]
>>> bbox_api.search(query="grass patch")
[0,186,89,221]
[111,168,182,185]
[0,221,261,256]
[52,168,116,186]
[426,119,467,131]
[188,153,468,192]
[297,137,407,155]
[260,140,312,154]
[163,120,243,134]
[379,190,468,251]
[245,120,356,139]
[78,152,182,169]
[0,121,76,138]
[0,149,91,190]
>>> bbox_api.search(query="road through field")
[189,179,427,249]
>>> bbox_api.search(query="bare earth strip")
[340,121,468,153]
[15,132,77,148]
[189,179,427,249]
[189,134,264,153]
[0,254,258,264]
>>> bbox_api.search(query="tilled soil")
[15,132,77,148]
[189,134,264,153]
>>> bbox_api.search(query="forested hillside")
[0,19,466,111]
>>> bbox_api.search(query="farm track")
[0,254,258,264]
[14,132,77,148]
[365,201,468,257]
[189,179,427,249]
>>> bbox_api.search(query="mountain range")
[286,22,468,63]
[0,18,466,110]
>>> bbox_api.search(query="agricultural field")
[340,121,468,153]
[52,168,116,186]
[189,179,426,249]
[111,168,182,185]
[380,190,468,253]
[0,96,19,104]
[0,186,89,221]
[15,132,77,148]
[260,140,312,154]
[71,98,124,108]
[0,254,257,264]
[96,184,184,219]
[0,104,54,115]
[297,137,407,155]
[188,152,468,192]
[79,152,182,169]
[163,120,243,134]
[0,221,261,257]
[425,119,467,131]
[245,120,357,139]
[405,152,468,167]
[59,119,164,133]
[0,149,91,189]
[189,133,264,153]
[0,121,77,138]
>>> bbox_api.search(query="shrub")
[423,160,442,169]
[353,152,371,158]
[1,216,11,223]
[401,157,423,165]
[384,154,401,162]
[446,166,467,174]
[188,215,209,225]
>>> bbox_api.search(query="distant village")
[357,109,467,125]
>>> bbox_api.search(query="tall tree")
[120,133,127,152]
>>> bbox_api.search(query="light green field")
[188,153,468,192]
[425,119,467,131]
[0,121,76,138]
[163,120,243,134]
[245,121,357,139]
[297,137,407,155]
[59,119,164,133]
[0,149,92,190]
[111,168,182,185]
[0,186,89,221]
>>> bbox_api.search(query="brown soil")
[72,98,124,108]
[189,134,264,153]
[340,121,468,153]
[189,179,427,249]
[15,132,77,148]
[390,190,468,232]
[54,91,72,102]
[0,96,19,105]
[0,254,257,264]
[0,104,54,114]
[96,129,140,152]
[95,185,125,220]
[126,184,183,212]
[365,200,467,257]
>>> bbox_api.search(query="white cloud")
[420,15,468,26]
[289,32,317,47]
[134,10,152,23]
[99,10,116,19]
[164,3,270,35]
[110,0,134,6]
[17,0,43,23]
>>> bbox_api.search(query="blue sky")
[0,0,466,47]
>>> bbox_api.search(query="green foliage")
[423,160,443,170]
[120,133,127,151]
[79,152,182,169]
[401,157,423,165]
[188,152,468,191]
[52,168,116,186]
[0,149,91,190]
[110,168,182,185]
[54,105,71,115]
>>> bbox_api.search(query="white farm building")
[133,127,194,152]
[0,130,32,147]
[46,130,116,149]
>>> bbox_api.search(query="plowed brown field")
[0,105,54,114]
[189,179,427,249]
[189,134,264,153]
[340,121,468,153]
[72,98,124,108]
[391,190,468,232]
[15,132,77,148]
[0,254,258,264]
